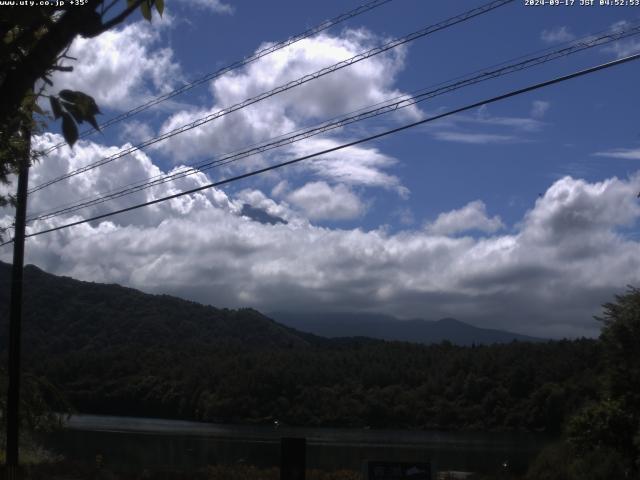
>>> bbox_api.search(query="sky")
[2,0,640,338]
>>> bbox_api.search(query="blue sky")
[2,0,640,337]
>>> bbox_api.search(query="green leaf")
[59,90,98,112]
[69,91,100,116]
[58,89,76,102]
[83,95,101,116]
[141,0,152,21]
[58,90,101,129]
[60,101,84,124]
[86,114,101,132]
[49,97,62,119]
[61,112,78,147]
[155,0,164,16]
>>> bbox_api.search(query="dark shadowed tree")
[598,286,640,411]
[563,287,640,476]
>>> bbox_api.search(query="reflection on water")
[42,415,550,475]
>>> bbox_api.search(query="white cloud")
[393,207,415,226]
[287,137,408,197]
[602,20,640,58]
[173,0,233,13]
[119,120,156,144]
[425,201,505,236]
[5,135,640,339]
[48,19,183,111]
[431,131,517,145]
[235,188,302,226]
[531,100,551,119]
[287,181,365,221]
[209,29,410,121]
[23,133,238,229]
[604,39,640,58]
[427,105,546,145]
[152,28,418,200]
[521,175,640,242]
[594,148,640,160]
[540,26,575,44]
[471,106,545,132]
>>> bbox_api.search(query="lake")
[42,414,551,475]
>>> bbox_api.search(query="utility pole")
[4,124,31,479]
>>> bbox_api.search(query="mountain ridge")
[0,261,317,352]
[269,311,543,345]
[1,261,541,347]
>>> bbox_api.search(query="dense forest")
[2,262,640,477]
[0,262,602,434]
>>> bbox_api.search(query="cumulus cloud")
[119,120,156,144]
[425,201,505,236]
[287,181,365,221]
[4,135,640,339]
[23,133,238,229]
[540,26,575,44]
[152,29,418,198]
[49,19,182,111]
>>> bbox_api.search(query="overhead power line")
[25,22,640,223]
[2,52,636,247]
[29,0,515,194]
[42,0,394,155]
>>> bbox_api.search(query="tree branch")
[84,0,146,38]
[0,0,144,130]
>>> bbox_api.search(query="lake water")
[42,414,551,475]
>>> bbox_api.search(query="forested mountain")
[0,262,602,433]
[0,262,315,351]
[270,311,543,345]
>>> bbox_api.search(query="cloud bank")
[3,134,640,339]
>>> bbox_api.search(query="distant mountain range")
[0,261,541,349]
[270,311,543,345]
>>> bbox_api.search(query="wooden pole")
[280,437,306,480]
[5,124,31,475]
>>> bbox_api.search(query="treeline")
[24,339,600,433]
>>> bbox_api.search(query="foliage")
[0,368,70,465]
[597,286,640,411]
[526,442,628,480]
[524,442,571,480]
[571,287,640,473]
[567,399,636,462]
[525,287,640,479]
[0,0,164,210]
[0,368,71,436]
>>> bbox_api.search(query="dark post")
[4,125,31,476]
[280,437,306,480]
